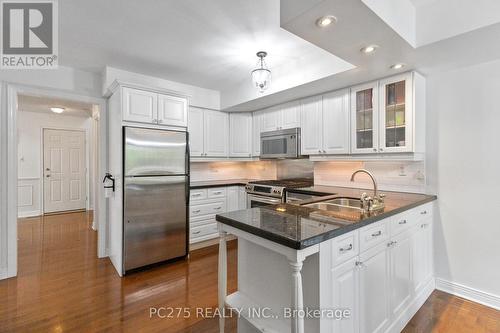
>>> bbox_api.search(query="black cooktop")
[248,178,313,189]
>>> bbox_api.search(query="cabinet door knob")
[158,119,163,124]
[379,148,384,152]
[373,148,377,152]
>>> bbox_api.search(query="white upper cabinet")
[122,87,157,124]
[300,95,323,155]
[229,113,252,157]
[252,111,263,156]
[351,81,380,154]
[379,73,413,153]
[301,90,350,156]
[204,110,229,157]
[260,101,301,133]
[261,107,281,132]
[157,94,188,127]
[122,87,188,128]
[280,101,301,129]
[323,89,350,154]
[188,107,204,157]
[351,72,422,155]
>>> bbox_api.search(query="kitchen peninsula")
[216,188,436,333]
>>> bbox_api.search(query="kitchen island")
[216,189,436,333]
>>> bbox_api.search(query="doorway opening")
[2,84,107,279]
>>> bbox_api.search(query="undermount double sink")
[303,197,364,214]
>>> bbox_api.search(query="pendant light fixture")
[251,51,271,93]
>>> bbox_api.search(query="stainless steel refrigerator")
[123,126,189,272]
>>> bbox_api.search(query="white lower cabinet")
[389,229,413,320]
[190,185,247,245]
[331,258,359,333]
[359,242,391,333]
[321,203,434,333]
[413,209,433,292]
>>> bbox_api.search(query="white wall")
[17,111,93,217]
[190,161,277,182]
[427,59,500,306]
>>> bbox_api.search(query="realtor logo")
[1,0,58,69]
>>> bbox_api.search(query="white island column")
[218,229,228,333]
[289,260,305,333]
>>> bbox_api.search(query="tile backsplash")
[190,160,426,193]
[314,161,426,193]
[190,161,277,182]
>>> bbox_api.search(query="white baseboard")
[436,278,500,311]
[0,268,6,280]
[18,210,41,218]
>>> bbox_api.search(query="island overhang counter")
[216,191,437,333]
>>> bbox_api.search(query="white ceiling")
[18,95,93,117]
[60,0,351,93]
[56,0,500,111]
[229,0,500,111]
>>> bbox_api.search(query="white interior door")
[43,129,86,213]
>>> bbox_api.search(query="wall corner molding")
[435,278,500,311]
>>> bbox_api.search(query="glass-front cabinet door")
[351,81,379,154]
[379,73,413,153]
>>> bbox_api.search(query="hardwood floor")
[0,212,498,332]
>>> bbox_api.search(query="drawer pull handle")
[339,244,353,253]
[192,231,201,235]
[421,223,428,229]
[213,191,222,195]
[398,220,407,225]
[192,193,201,197]
[420,211,427,215]
[371,231,382,237]
[192,210,201,213]
[213,207,222,210]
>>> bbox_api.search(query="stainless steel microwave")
[260,127,301,159]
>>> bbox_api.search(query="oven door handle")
[248,194,282,205]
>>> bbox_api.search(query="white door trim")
[41,127,88,214]
[1,82,108,279]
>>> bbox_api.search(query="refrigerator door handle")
[185,134,190,206]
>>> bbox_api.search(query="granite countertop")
[216,186,437,250]
[190,179,253,189]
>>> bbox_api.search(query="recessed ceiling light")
[360,45,378,54]
[50,107,65,114]
[390,63,405,70]
[316,15,337,28]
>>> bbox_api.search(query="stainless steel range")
[245,179,314,208]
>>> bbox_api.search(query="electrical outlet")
[399,165,407,177]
